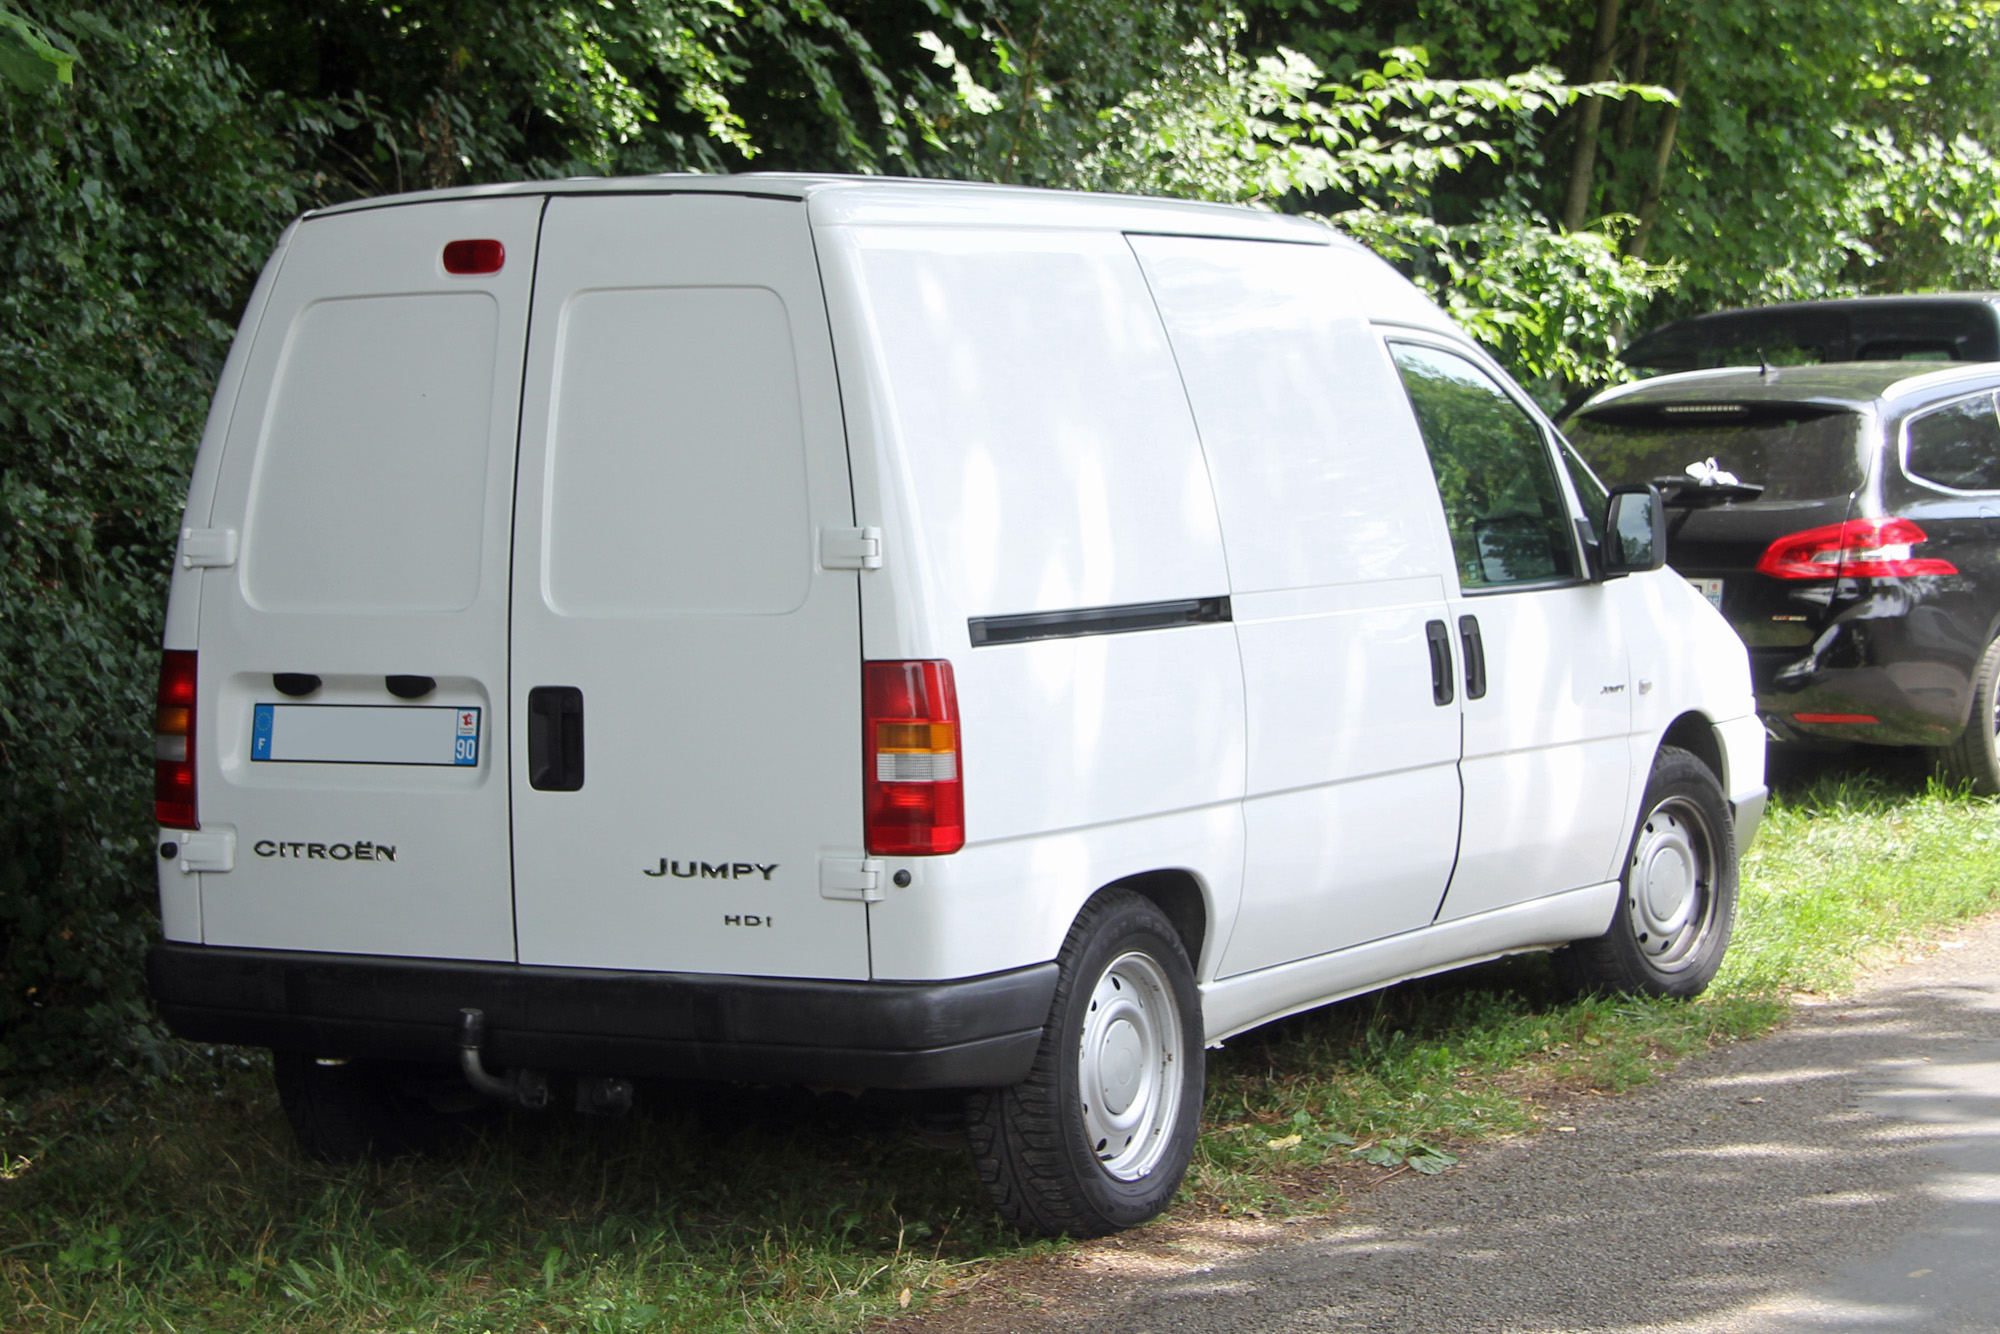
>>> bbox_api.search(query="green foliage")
[0,1,304,1083]
[0,4,75,92]
[203,0,917,192]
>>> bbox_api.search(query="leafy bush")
[0,1,302,1083]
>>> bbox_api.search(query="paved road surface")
[905,913,2000,1333]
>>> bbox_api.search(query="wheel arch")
[1090,869,1209,978]
[1659,710,1724,787]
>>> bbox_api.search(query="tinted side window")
[1906,393,2000,492]
[1390,343,1576,588]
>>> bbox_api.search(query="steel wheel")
[965,889,1204,1238]
[1554,746,1739,1000]
[1627,795,1720,973]
[1077,951,1184,1182]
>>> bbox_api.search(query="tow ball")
[455,1007,633,1115]
[455,1007,550,1109]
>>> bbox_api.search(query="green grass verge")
[6,748,2000,1330]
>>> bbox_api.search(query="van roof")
[307,172,1342,248]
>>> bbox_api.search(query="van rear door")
[193,197,543,960]
[508,193,869,980]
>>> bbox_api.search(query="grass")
[6,746,2000,1330]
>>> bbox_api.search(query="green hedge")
[0,1,301,1084]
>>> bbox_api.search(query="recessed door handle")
[1458,615,1487,700]
[527,686,585,791]
[1425,620,1455,706]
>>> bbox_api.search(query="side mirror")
[1601,484,1668,577]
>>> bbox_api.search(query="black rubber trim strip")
[148,944,1056,1090]
[968,595,1231,647]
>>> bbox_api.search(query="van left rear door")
[193,197,542,960]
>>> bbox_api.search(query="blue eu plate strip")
[251,703,274,760]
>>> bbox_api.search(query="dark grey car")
[1566,362,2000,789]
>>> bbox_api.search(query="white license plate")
[1687,577,1724,610]
[251,703,480,767]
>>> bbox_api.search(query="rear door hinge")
[180,527,239,569]
[819,854,885,903]
[174,827,236,875]
[819,527,883,571]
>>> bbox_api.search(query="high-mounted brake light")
[864,660,964,856]
[442,239,505,275]
[1755,518,1957,580]
[155,650,198,829]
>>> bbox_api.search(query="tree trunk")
[1616,3,1657,150]
[1560,0,1624,232]
[1629,42,1692,259]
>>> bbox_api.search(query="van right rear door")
[506,193,870,981]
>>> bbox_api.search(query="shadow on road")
[914,915,2000,1334]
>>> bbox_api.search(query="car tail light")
[442,239,505,274]
[155,650,198,829]
[864,660,964,856]
[1755,518,1957,579]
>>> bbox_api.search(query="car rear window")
[1564,404,1868,501]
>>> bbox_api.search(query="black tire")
[965,890,1204,1238]
[272,1051,482,1162]
[1938,636,2000,796]
[1553,746,1738,1000]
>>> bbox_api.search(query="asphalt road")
[904,912,2000,1334]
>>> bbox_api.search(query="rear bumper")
[148,943,1056,1090]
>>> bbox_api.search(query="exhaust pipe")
[456,1008,550,1109]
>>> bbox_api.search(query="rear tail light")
[1755,518,1957,579]
[864,660,964,856]
[155,650,198,829]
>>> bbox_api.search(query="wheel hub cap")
[1078,952,1184,1182]
[1628,797,1718,972]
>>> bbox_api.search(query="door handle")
[1425,620,1455,706]
[527,686,585,791]
[1458,614,1487,700]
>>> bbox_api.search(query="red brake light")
[155,650,198,829]
[864,660,964,856]
[1755,518,1957,579]
[442,239,505,275]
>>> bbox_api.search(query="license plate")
[1687,577,1724,610]
[251,703,480,767]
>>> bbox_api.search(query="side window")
[1906,393,2000,492]
[1390,343,1577,588]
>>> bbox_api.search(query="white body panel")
[1126,235,1466,975]
[162,174,1766,1068]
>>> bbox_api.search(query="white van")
[148,175,1764,1237]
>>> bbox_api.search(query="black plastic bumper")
[148,943,1057,1090]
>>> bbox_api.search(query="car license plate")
[251,703,480,767]
[1687,577,1724,610]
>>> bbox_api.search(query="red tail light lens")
[1755,518,1957,579]
[864,660,964,856]
[155,650,198,829]
[442,239,505,275]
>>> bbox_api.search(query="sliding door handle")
[1425,620,1455,706]
[527,686,585,791]
[1458,614,1488,700]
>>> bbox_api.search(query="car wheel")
[273,1051,481,1162]
[965,889,1204,1238]
[1554,746,1738,1000]
[1938,636,2000,796]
